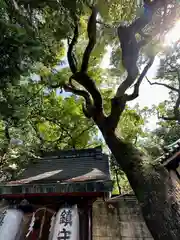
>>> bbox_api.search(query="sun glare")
[164,19,180,46]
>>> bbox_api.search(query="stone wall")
[92,195,153,240]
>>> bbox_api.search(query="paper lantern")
[51,205,79,240]
[0,209,24,240]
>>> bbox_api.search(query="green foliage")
[151,42,180,131]
[109,105,147,193]
[97,0,137,23]
[0,0,178,188]
[157,43,180,82]
[117,106,146,143]
[0,78,101,179]
[138,42,180,158]
[110,155,132,194]
[0,0,147,181]
[153,123,180,146]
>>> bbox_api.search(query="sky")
[101,19,180,130]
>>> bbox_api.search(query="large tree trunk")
[65,3,180,238]
[101,128,180,240]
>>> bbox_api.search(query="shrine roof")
[0,147,113,196]
[159,139,180,169]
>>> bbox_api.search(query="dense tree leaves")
[154,123,180,145]
[144,40,180,156]
[0,1,180,238]
[154,42,180,121]
[0,0,177,180]
[0,79,102,179]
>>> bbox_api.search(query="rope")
[39,208,46,239]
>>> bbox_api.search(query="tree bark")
[100,127,180,240]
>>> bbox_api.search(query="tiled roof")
[0,147,113,196]
[159,139,180,169]
[12,147,110,184]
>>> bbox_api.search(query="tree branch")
[76,124,94,139]
[173,95,180,121]
[96,20,113,29]
[42,117,94,148]
[48,77,95,112]
[158,114,177,121]
[153,67,180,122]
[129,0,168,34]
[116,26,140,98]
[30,120,65,145]
[107,55,154,132]
[147,78,179,92]
[30,120,44,143]
[53,121,75,145]
[106,57,154,132]
[156,73,180,123]
[173,70,180,121]
[67,24,79,74]
[71,73,103,112]
[115,0,172,99]
[81,6,97,72]
[4,124,10,142]
[127,57,155,101]
[63,81,97,118]
[70,124,94,148]
[106,95,127,132]
[64,82,92,107]
[66,7,103,116]
[24,85,44,106]
[0,123,11,166]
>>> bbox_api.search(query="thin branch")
[71,124,94,148]
[41,117,70,136]
[48,83,63,93]
[67,24,79,74]
[64,83,92,107]
[63,82,97,118]
[55,122,74,143]
[81,6,97,72]
[43,117,93,148]
[152,67,180,122]
[157,69,180,122]
[30,121,44,143]
[76,124,94,139]
[0,123,11,165]
[4,124,10,142]
[127,57,155,101]
[158,114,176,121]
[147,78,179,92]
[96,20,113,29]
[30,120,65,144]
[157,109,177,122]
[24,85,44,106]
